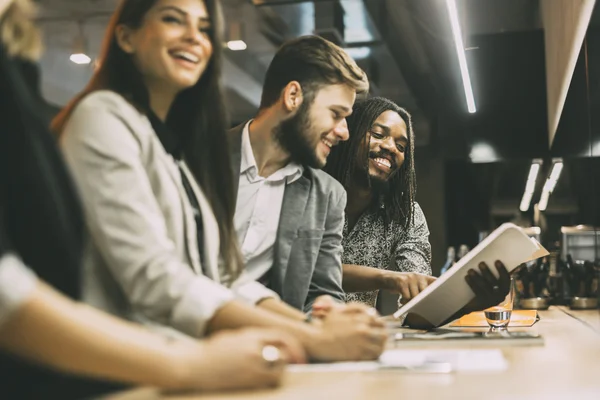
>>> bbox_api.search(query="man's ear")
[281,81,303,112]
[115,24,136,54]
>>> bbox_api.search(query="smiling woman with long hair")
[53,0,267,337]
[54,0,241,280]
[0,0,303,398]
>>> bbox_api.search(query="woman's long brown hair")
[52,0,243,279]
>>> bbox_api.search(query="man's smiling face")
[356,110,408,183]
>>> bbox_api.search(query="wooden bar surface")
[105,307,600,400]
[556,305,600,334]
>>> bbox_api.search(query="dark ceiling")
[355,0,598,238]
[361,0,547,160]
[34,0,599,233]
[249,0,551,160]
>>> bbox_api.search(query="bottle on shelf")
[546,246,565,305]
[457,244,470,260]
[439,246,456,276]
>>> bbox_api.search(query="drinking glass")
[484,277,516,330]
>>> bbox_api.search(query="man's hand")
[464,260,511,312]
[382,271,437,303]
[305,304,388,362]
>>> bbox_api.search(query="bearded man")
[228,35,368,312]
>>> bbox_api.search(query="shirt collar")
[240,120,256,175]
[240,120,304,184]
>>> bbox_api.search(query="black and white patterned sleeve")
[393,203,432,276]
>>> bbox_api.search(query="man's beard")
[366,170,391,195]
[273,101,322,168]
[352,162,390,196]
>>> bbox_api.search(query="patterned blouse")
[343,202,432,307]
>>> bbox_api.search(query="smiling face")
[275,83,355,168]
[356,110,408,183]
[116,0,213,95]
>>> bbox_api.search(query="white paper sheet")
[287,349,508,373]
[380,349,508,372]
[392,223,548,326]
[287,362,380,373]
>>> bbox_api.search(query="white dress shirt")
[234,121,303,284]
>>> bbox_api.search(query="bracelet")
[396,294,404,309]
[396,295,407,326]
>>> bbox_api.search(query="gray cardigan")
[228,123,346,311]
[61,91,275,338]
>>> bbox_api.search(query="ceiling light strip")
[538,160,564,211]
[519,162,541,212]
[445,0,476,113]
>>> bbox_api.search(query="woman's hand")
[382,271,437,303]
[178,328,306,392]
[305,303,388,362]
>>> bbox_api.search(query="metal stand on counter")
[561,226,599,310]
[515,226,599,311]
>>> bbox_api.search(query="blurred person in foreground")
[0,0,304,398]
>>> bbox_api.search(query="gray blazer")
[60,91,274,338]
[229,123,346,312]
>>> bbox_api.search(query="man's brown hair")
[259,35,369,110]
